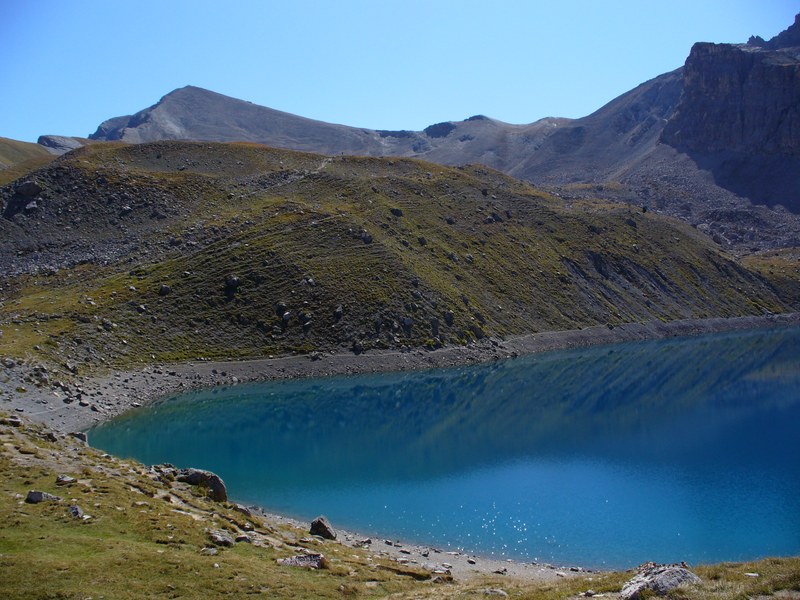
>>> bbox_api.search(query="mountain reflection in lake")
[90,327,800,568]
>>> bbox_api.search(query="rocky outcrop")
[661,43,800,156]
[659,16,800,212]
[37,135,86,155]
[176,468,228,502]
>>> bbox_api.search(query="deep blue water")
[89,327,800,569]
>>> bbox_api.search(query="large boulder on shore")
[620,564,701,599]
[176,468,228,502]
[309,515,337,540]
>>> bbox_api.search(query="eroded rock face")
[660,15,800,212]
[662,41,800,156]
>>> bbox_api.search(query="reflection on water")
[90,327,800,568]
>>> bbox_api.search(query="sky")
[1,0,797,143]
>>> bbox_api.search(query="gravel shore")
[3,313,799,436]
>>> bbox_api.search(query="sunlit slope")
[0,136,55,186]
[0,141,795,367]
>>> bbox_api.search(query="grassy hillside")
[0,141,797,370]
[0,136,55,186]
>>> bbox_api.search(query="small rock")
[235,534,252,543]
[232,503,253,517]
[208,529,235,547]
[310,515,337,540]
[277,553,326,569]
[200,547,219,556]
[69,431,87,443]
[68,505,84,519]
[483,589,508,598]
[55,475,76,486]
[25,490,61,504]
[467,557,476,564]
[158,284,171,296]
[744,572,759,577]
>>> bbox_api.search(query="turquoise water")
[90,327,800,569]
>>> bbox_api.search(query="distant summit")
[87,85,567,168]
[59,14,800,251]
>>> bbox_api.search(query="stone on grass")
[56,475,76,486]
[177,468,227,502]
[620,564,701,599]
[25,490,61,504]
[309,515,337,540]
[68,505,84,519]
[208,529,235,547]
[277,552,326,569]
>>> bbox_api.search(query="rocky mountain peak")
[747,13,800,50]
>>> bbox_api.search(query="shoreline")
[3,311,800,583]
[2,312,799,436]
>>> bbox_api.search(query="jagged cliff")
[658,15,800,212]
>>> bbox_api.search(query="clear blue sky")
[1,0,797,142]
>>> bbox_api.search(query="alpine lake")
[89,327,800,570]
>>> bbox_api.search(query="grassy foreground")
[2,414,798,599]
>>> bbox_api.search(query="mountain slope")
[0,137,55,186]
[80,15,800,253]
[1,142,795,369]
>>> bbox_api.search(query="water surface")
[90,327,800,568]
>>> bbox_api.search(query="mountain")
[1,141,796,369]
[48,14,800,253]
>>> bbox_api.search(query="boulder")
[430,317,440,336]
[0,416,23,427]
[15,180,43,198]
[309,515,337,540]
[620,564,701,599]
[25,490,61,504]
[177,468,228,502]
[208,528,235,547]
